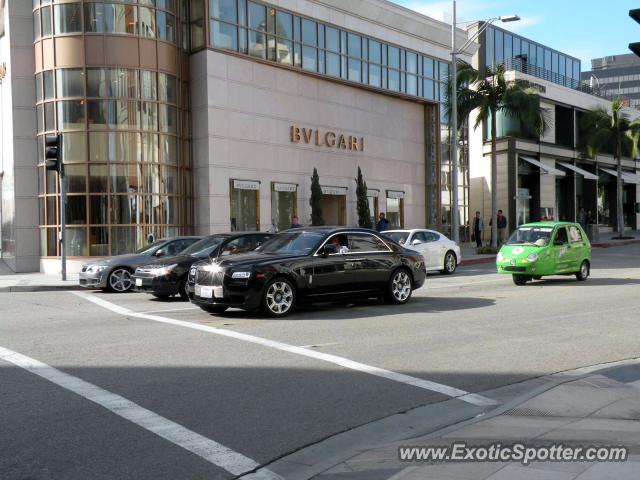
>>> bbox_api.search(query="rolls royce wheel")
[576,261,590,281]
[442,251,457,274]
[386,269,413,304]
[262,278,296,317]
[107,268,133,293]
[199,305,228,314]
[512,275,529,286]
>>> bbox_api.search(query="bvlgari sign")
[290,126,365,152]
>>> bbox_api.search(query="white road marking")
[73,292,497,407]
[0,345,282,480]
[139,306,200,314]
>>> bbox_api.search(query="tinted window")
[348,233,389,252]
[167,239,197,255]
[424,232,440,242]
[554,227,568,244]
[180,235,227,257]
[136,239,167,254]
[259,232,324,255]
[385,231,409,244]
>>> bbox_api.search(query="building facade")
[0,0,473,272]
[467,24,640,242]
[581,54,640,109]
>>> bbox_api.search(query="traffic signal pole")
[59,156,66,281]
[45,134,65,280]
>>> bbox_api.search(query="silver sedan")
[79,237,201,292]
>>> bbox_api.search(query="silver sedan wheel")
[265,281,294,315]
[444,252,457,274]
[108,268,133,292]
[392,271,412,302]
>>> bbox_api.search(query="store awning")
[557,162,598,180]
[598,167,640,184]
[520,156,566,176]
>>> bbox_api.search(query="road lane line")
[73,291,497,407]
[139,306,200,314]
[0,345,282,480]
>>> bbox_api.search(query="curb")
[592,238,640,248]
[460,256,495,267]
[0,285,84,293]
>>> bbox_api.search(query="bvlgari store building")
[0,0,470,272]
[191,0,472,237]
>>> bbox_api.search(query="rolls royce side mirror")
[411,239,422,246]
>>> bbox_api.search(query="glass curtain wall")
[208,0,449,102]
[34,1,191,257]
[484,25,581,89]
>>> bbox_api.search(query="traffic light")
[630,9,640,57]
[45,134,61,172]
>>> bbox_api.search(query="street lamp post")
[449,4,519,244]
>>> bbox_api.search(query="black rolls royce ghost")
[188,227,426,317]
[132,232,272,300]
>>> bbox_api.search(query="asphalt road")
[1,244,639,479]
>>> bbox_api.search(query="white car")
[384,229,461,274]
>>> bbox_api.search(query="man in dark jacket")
[376,213,390,232]
[290,216,303,228]
[473,211,484,247]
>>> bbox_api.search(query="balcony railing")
[501,58,618,102]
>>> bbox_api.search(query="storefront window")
[230,180,259,231]
[271,183,297,231]
[386,193,404,229]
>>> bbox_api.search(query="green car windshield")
[506,227,554,246]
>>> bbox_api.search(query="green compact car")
[496,222,591,286]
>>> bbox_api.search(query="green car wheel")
[512,275,529,286]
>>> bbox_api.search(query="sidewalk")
[308,361,640,480]
[0,260,80,292]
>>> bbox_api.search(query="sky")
[394,0,639,70]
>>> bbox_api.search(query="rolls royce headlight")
[527,253,539,262]
[203,264,224,273]
[232,271,252,279]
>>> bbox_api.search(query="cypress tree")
[310,168,324,226]
[355,167,372,228]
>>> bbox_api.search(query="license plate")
[195,285,213,298]
[135,278,143,286]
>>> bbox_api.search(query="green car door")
[567,224,590,271]
[551,226,572,273]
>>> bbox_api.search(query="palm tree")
[580,99,640,238]
[449,61,547,248]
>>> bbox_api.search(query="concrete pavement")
[301,360,640,480]
[1,244,639,479]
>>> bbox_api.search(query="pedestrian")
[290,215,303,229]
[497,209,508,245]
[578,208,587,230]
[376,212,390,232]
[473,211,484,247]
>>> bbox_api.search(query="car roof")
[284,226,382,235]
[519,221,578,228]
[162,236,203,241]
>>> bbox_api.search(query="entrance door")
[320,194,346,226]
